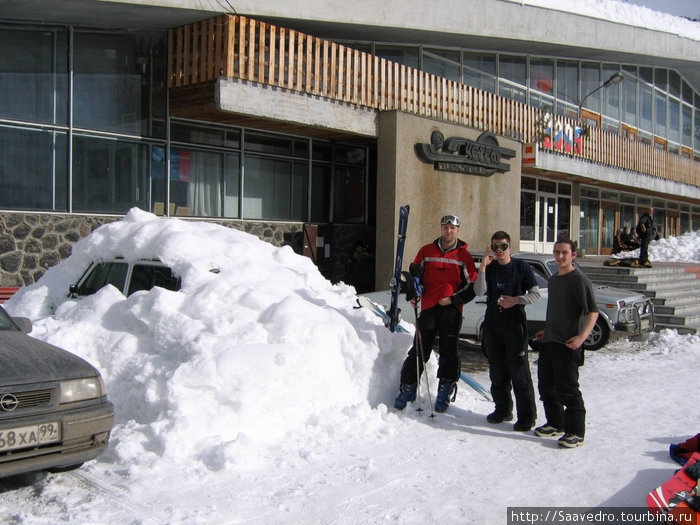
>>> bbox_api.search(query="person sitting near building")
[611,228,636,255]
[620,226,639,249]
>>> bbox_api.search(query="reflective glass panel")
[0,28,68,125]
[0,125,67,210]
[73,136,150,213]
[73,32,150,135]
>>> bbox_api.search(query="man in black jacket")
[636,207,654,268]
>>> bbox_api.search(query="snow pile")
[6,208,411,476]
[514,0,699,40]
[3,210,700,523]
[609,230,700,262]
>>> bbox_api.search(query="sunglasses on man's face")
[491,242,510,252]
[440,215,461,227]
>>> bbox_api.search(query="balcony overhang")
[529,150,700,201]
[170,78,377,141]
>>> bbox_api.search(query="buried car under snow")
[68,257,182,299]
[363,252,654,351]
[0,305,114,478]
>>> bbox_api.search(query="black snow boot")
[394,383,417,410]
[434,380,457,413]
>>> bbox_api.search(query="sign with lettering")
[415,131,516,177]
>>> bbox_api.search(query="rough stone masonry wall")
[0,212,372,288]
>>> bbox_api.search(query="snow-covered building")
[1,0,699,288]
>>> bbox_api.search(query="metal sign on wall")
[415,131,516,176]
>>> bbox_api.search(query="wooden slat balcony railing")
[168,14,700,188]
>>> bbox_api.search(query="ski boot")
[434,380,457,413]
[393,383,417,410]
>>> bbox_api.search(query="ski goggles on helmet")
[440,215,461,227]
[491,242,510,252]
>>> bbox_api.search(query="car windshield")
[76,262,129,295]
[0,307,18,331]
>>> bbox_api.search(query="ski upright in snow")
[387,205,410,332]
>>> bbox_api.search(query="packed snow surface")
[2,208,699,524]
[514,0,699,40]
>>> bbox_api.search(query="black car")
[0,306,114,478]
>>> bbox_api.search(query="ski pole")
[412,278,434,418]
[414,307,434,418]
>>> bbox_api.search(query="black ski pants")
[483,308,537,423]
[537,342,586,437]
[400,304,462,384]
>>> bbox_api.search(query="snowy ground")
[1,209,699,524]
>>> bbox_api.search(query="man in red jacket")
[394,214,478,412]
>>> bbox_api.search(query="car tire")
[583,317,610,351]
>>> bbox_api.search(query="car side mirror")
[12,317,32,334]
[69,284,79,298]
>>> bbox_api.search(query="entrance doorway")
[600,202,618,255]
[535,194,557,253]
[666,210,679,237]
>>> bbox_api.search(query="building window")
[0,125,68,211]
[73,32,164,138]
[72,135,150,213]
[0,28,69,126]
[579,198,600,254]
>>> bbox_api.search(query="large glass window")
[682,104,693,148]
[654,90,667,138]
[73,32,163,137]
[0,125,68,210]
[579,198,600,254]
[556,60,578,108]
[0,28,68,125]
[580,62,600,113]
[621,66,638,126]
[423,48,460,82]
[374,45,418,69]
[499,55,526,86]
[640,82,653,133]
[530,58,553,95]
[72,135,150,213]
[242,157,307,221]
[463,52,496,93]
[602,65,621,122]
[668,98,680,144]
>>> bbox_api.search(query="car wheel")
[583,317,609,351]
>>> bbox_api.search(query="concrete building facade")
[1,0,699,289]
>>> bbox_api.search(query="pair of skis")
[358,204,491,403]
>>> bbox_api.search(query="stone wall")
[0,212,374,289]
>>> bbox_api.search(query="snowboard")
[647,451,700,524]
[356,295,492,402]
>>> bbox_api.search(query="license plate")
[640,319,650,330]
[0,422,60,452]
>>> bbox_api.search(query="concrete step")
[578,261,700,335]
[653,302,700,316]
[651,293,700,307]
[654,312,700,326]
[654,322,700,335]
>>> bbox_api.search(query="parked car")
[69,258,181,299]
[363,252,654,351]
[0,305,114,478]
